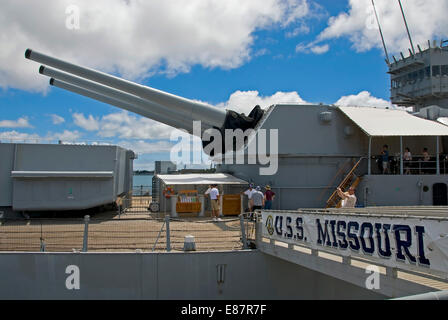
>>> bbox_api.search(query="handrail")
[339,157,363,187]
[317,159,352,202]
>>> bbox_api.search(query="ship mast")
[371,0,390,65]
[397,0,415,55]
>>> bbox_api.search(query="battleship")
[22,37,448,211]
[0,1,448,301]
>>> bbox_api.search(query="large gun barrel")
[26,49,265,155]
[50,78,193,132]
[41,66,206,134]
[26,49,226,128]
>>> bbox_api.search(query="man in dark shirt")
[264,185,275,209]
[381,145,389,174]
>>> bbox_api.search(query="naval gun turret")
[25,49,264,154]
[25,49,448,210]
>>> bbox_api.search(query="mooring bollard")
[183,235,196,251]
[82,215,90,252]
[165,215,171,252]
[239,214,248,249]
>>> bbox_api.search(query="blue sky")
[1,0,446,169]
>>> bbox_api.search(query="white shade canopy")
[339,106,448,137]
[157,173,248,186]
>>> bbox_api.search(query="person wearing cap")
[251,186,265,213]
[241,183,255,213]
[263,185,275,210]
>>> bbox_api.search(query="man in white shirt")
[251,186,265,215]
[241,184,255,213]
[205,184,221,221]
[337,187,357,208]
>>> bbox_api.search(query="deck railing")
[0,213,245,253]
[370,155,448,175]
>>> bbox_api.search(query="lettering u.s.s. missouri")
[272,215,430,267]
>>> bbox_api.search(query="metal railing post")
[400,136,404,175]
[165,215,171,252]
[255,214,263,249]
[39,221,46,252]
[240,214,248,249]
[436,136,440,175]
[82,215,90,252]
[368,136,372,175]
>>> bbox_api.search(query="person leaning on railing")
[441,154,448,174]
[404,147,412,175]
[250,186,265,220]
[421,148,431,174]
[381,145,389,174]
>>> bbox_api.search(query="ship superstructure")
[390,40,448,110]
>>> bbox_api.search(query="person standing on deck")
[264,185,275,210]
[206,184,221,222]
[404,147,412,175]
[337,187,357,208]
[250,186,265,218]
[241,183,255,213]
[381,145,389,174]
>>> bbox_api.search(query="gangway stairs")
[325,158,363,208]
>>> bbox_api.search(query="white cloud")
[310,44,329,54]
[99,112,176,140]
[0,0,313,92]
[0,130,41,142]
[72,113,100,131]
[217,90,308,115]
[317,0,448,55]
[49,130,82,142]
[279,0,311,26]
[0,117,33,128]
[295,42,329,54]
[286,24,310,38]
[72,111,177,140]
[334,91,394,109]
[0,129,81,143]
[50,114,65,125]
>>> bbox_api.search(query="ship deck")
[0,207,245,253]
